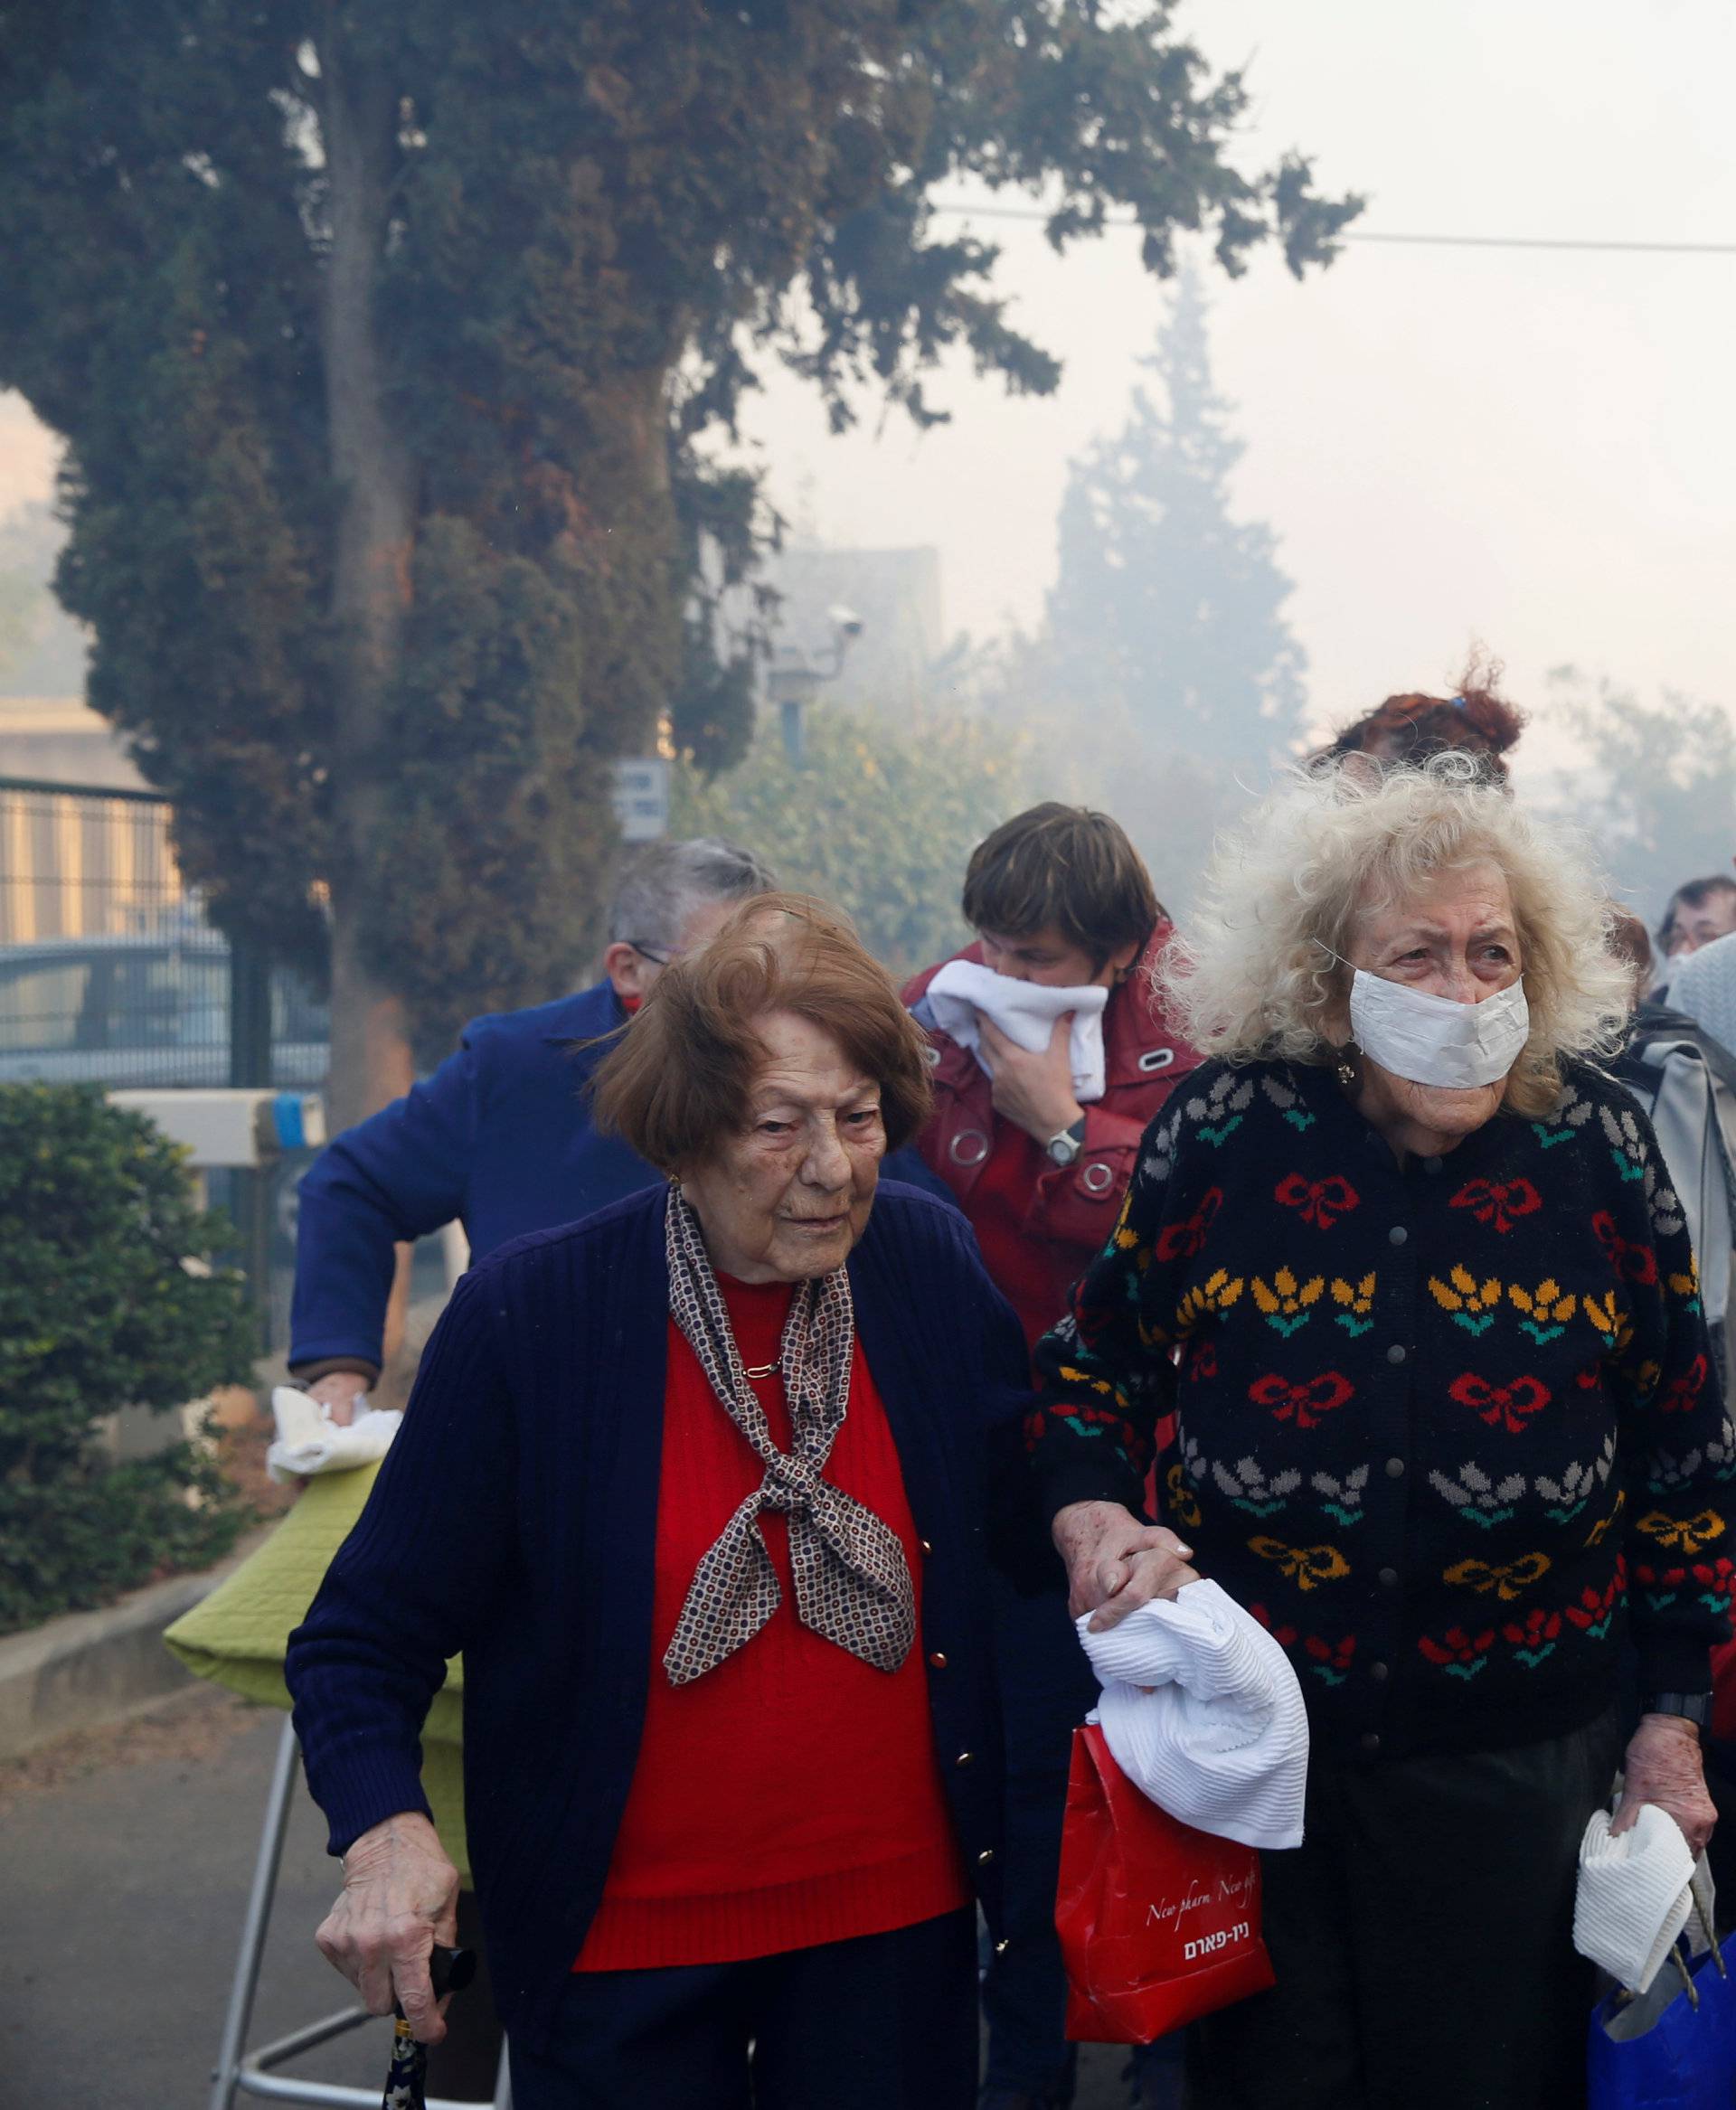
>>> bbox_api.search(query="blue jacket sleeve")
[288,1032,486,1375]
[286,1268,516,1855]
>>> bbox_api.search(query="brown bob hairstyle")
[961,803,1161,969]
[590,892,933,1172]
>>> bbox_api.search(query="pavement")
[0,1683,1168,2109]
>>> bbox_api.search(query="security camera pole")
[768,606,864,765]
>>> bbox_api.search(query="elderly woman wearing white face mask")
[1028,758,1731,2110]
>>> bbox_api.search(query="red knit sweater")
[574,1275,970,1971]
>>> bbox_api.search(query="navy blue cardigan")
[286,1180,1030,2057]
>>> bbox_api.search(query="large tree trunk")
[315,17,418,1138]
[315,21,418,1372]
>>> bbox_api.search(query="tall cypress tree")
[1046,266,1308,768]
[0,5,1356,1122]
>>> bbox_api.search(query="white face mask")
[1348,970,1530,1090]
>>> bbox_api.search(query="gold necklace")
[742,1357,782,1380]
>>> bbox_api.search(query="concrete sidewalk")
[1,1686,1152,2108]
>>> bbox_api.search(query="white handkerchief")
[925,959,1109,1105]
[1575,1804,1696,1993]
[1078,1578,1309,1850]
[266,1384,402,1484]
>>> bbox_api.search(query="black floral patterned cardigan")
[1029,1055,1729,1761]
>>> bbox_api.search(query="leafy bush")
[673,707,1033,980]
[0,1085,258,1634]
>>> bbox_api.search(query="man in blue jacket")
[288,836,775,1414]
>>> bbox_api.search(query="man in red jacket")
[904,804,1198,2110]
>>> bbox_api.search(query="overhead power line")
[927,200,1736,256]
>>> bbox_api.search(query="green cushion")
[163,1461,470,1881]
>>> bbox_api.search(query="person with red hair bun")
[1313,664,1526,784]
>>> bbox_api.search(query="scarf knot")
[660,1187,918,1688]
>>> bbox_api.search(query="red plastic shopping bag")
[1056,1719,1275,2042]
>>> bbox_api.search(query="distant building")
[0,695,146,792]
[765,545,945,723]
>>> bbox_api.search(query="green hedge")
[0,1084,258,1635]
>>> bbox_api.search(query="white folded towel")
[1575,1804,1696,1992]
[1077,1578,1309,1850]
[266,1384,403,1484]
[924,959,1110,1105]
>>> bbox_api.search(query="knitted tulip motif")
[1502,1607,1561,1668]
[1530,1084,1594,1150]
[1429,1266,1505,1336]
[1310,1465,1370,1528]
[1302,1632,1356,1686]
[1418,1625,1497,1679]
[1667,1263,1703,1315]
[1211,1455,1303,1519]
[1329,1271,1377,1337]
[1184,1070,1256,1146]
[1535,1457,1600,1524]
[1564,1575,1622,1639]
[1429,1462,1525,1530]
[1260,1073,1316,1133]
[1174,1267,1244,1335]
[1508,1278,1578,1345]
[1251,1267,1326,1337]
[1599,1103,1650,1184]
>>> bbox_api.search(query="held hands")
[1613,1715,1718,1858]
[977,1013,1083,1147]
[316,1811,461,2045]
[306,1372,370,1428]
[1052,1500,1200,1631]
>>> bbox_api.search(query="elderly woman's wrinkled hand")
[1613,1715,1719,1859]
[315,1811,460,2045]
[1052,1499,1200,1631]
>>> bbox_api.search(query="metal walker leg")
[208,1716,509,2109]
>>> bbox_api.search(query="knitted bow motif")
[1636,1507,1726,1557]
[1443,1550,1552,1601]
[660,1188,916,1687]
[1248,1536,1351,1590]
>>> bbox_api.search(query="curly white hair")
[1157,754,1632,1116]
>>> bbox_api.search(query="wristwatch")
[1640,1691,1714,1733]
[1046,1116,1087,1168]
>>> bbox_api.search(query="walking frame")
[208,1717,511,2110]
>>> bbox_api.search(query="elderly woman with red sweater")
[1033,758,1726,2110]
[287,897,1028,2110]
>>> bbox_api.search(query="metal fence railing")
[0,775,327,1093]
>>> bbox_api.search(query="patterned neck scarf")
[661,1185,917,1686]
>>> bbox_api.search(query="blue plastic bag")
[1589,1929,1736,2110]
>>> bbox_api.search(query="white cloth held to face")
[266,1384,402,1484]
[1574,1804,1698,1993]
[1349,970,1531,1090]
[925,958,1110,1105]
[1077,1577,1309,1850]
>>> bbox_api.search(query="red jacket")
[902,930,1201,1342]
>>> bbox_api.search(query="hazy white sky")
[742,0,1736,757]
[4,0,1731,768]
